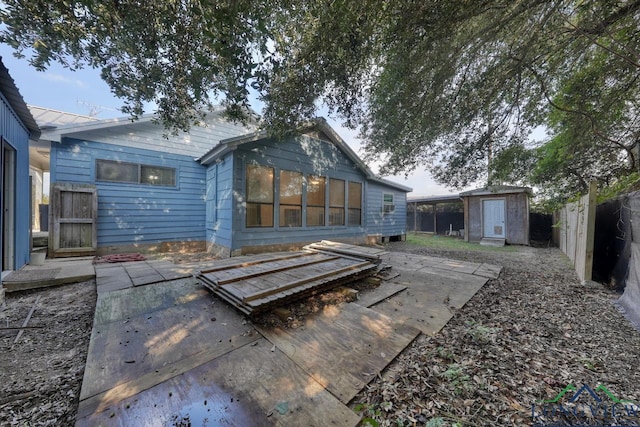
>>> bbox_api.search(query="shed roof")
[459,185,532,197]
[0,58,40,139]
[198,117,412,193]
[408,194,462,204]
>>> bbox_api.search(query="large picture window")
[329,178,345,226]
[348,181,362,226]
[279,170,303,227]
[96,159,176,186]
[246,164,274,227]
[306,175,325,226]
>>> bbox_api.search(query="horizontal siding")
[0,92,32,270]
[366,181,408,237]
[52,137,206,247]
[206,154,234,249]
[231,136,367,250]
[70,115,255,158]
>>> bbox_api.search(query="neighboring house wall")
[0,91,31,270]
[229,135,368,254]
[51,137,207,252]
[366,181,407,240]
[465,192,529,244]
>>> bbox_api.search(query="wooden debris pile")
[197,241,386,315]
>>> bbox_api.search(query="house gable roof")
[0,58,40,139]
[198,118,412,193]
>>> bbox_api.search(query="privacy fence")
[554,183,640,328]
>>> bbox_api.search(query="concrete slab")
[3,257,95,292]
[94,260,193,292]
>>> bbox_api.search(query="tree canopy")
[2,0,639,198]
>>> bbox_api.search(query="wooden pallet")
[197,249,377,315]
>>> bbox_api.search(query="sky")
[2,48,467,198]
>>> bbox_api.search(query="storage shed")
[460,186,531,245]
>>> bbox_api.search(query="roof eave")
[0,58,41,139]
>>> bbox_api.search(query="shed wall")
[465,193,529,244]
[51,138,207,249]
[0,91,31,270]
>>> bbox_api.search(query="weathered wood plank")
[258,303,420,404]
[242,261,371,302]
[199,252,313,274]
[80,293,254,400]
[355,282,408,308]
[76,339,360,427]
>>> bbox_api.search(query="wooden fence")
[553,181,597,283]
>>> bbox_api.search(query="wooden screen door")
[49,183,97,257]
[482,199,505,238]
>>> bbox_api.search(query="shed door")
[482,199,505,238]
[49,183,97,257]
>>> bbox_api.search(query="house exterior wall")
[365,181,407,240]
[228,135,369,254]
[0,91,31,271]
[205,153,234,256]
[51,137,207,252]
[464,192,529,245]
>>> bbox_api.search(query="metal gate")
[49,183,97,257]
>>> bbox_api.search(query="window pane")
[307,175,325,206]
[280,206,302,227]
[383,193,394,204]
[246,203,274,227]
[97,160,138,183]
[348,182,362,209]
[348,208,361,226]
[307,206,325,226]
[329,207,344,226]
[246,164,274,203]
[141,165,176,186]
[280,170,302,205]
[329,178,345,207]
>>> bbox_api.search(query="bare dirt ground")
[349,242,640,426]
[1,243,639,426]
[0,280,96,426]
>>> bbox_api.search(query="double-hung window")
[279,170,303,227]
[329,178,345,226]
[306,175,325,226]
[246,164,274,227]
[348,182,362,226]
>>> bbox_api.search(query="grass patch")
[406,233,517,252]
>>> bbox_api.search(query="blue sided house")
[0,58,41,278]
[39,111,409,257]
